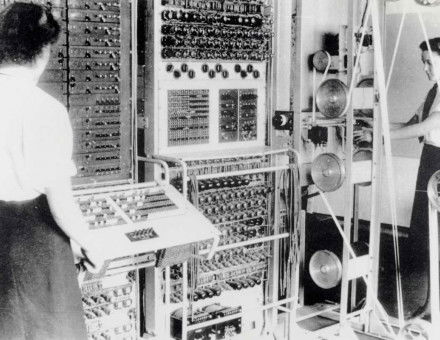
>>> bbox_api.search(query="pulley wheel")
[316,79,348,118]
[309,250,342,289]
[312,50,331,72]
[398,319,433,340]
[428,170,440,211]
[311,153,345,192]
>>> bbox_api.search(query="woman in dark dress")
[0,3,103,339]
[357,37,440,318]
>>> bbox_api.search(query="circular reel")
[312,50,331,72]
[311,153,345,192]
[427,170,440,211]
[398,319,433,340]
[415,0,440,6]
[316,79,348,118]
[309,250,342,289]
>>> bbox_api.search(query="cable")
[386,0,408,92]
[358,0,370,34]
[370,0,405,328]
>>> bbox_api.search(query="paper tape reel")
[309,250,342,289]
[311,153,345,192]
[316,79,348,118]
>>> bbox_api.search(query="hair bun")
[0,2,61,65]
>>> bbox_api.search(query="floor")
[304,214,430,320]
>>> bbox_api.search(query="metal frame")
[144,148,298,339]
[292,0,393,338]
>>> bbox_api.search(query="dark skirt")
[0,195,87,340]
[407,143,440,270]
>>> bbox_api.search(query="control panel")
[159,0,271,62]
[74,182,218,259]
[168,89,210,146]
[1,0,133,184]
[141,0,272,155]
[75,181,219,340]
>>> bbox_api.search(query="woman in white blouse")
[0,3,102,339]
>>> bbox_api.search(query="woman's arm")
[391,111,440,140]
[45,177,105,272]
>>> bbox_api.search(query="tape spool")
[311,153,345,192]
[312,50,331,72]
[316,79,348,118]
[398,319,433,340]
[427,170,440,211]
[309,250,342,289]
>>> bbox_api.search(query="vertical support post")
[164,266,171,338]
[429,203,440,328]
[144,267,165,338]
[292,0,304,152]
[369,0,401,332]
[350,184,360,311]
[292,0,306,314]
[366,85,383,332]
[181,261,188,340]
[265,170,280,334]
[142,0,156,181]
[340,0,357,326]
[131,0,139,183]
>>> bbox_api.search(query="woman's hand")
[71,239,107,274]
[70,239,83,265]
[354,127,373,143]
[80,243,107,274]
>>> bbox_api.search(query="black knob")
[181,63,188,72]
[188,69,195,78]
[253,70,260,78]
[201,64,209,73]
[247,64,254,73]
[234,64,241,73]
[166,64,173,72]
[240,70,247,78]
[208,69,216,78]
[215,64,222,72]
[222,70,229,78]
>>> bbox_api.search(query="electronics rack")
[136,1,303,339]
[2,0,134,185]
[74,181,219,340]
[140,0,273,158]
[148,147,296,340]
